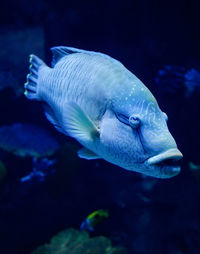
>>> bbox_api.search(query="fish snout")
[146,148,183,178]
[147,148,183,165]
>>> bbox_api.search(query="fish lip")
[146,148,183,166]
[159,165,181,178]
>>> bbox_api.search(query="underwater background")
[0,0,200,253]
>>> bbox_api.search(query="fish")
[80,209,109,231]
[0,123,59,158]
[24,46,183,178]
[156,65,200,97]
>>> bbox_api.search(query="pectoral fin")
[44,104,65,134]
[63,102,99,144]
[78,147,101,160]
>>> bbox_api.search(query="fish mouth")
[146,148,183,178]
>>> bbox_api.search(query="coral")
[0,123,59,158]
[30,228,127,254]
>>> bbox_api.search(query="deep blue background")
[0,0,200,253]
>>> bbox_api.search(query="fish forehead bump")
[112,84,159,117]
[110,70,157,100]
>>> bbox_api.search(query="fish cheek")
[100,115,136,162]
[99,116,119,154]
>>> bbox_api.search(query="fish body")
[24,46,182,178]
[80,209,109,231]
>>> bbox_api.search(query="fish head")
[99,84,183,178]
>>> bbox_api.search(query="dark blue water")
[0,0,200,253]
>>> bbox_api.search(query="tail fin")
[24,54,46,100]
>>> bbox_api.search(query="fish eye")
[129,115,140,128]
[115,113,129,125]
[162,112,168,122]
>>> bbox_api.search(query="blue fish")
[80,209,109,232]
[24,46,182,178]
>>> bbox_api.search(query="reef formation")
[31,228,127,254]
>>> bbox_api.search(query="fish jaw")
[144,148,183,178]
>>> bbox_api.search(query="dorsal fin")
[50,46,115,67]
[50,46,77,67]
